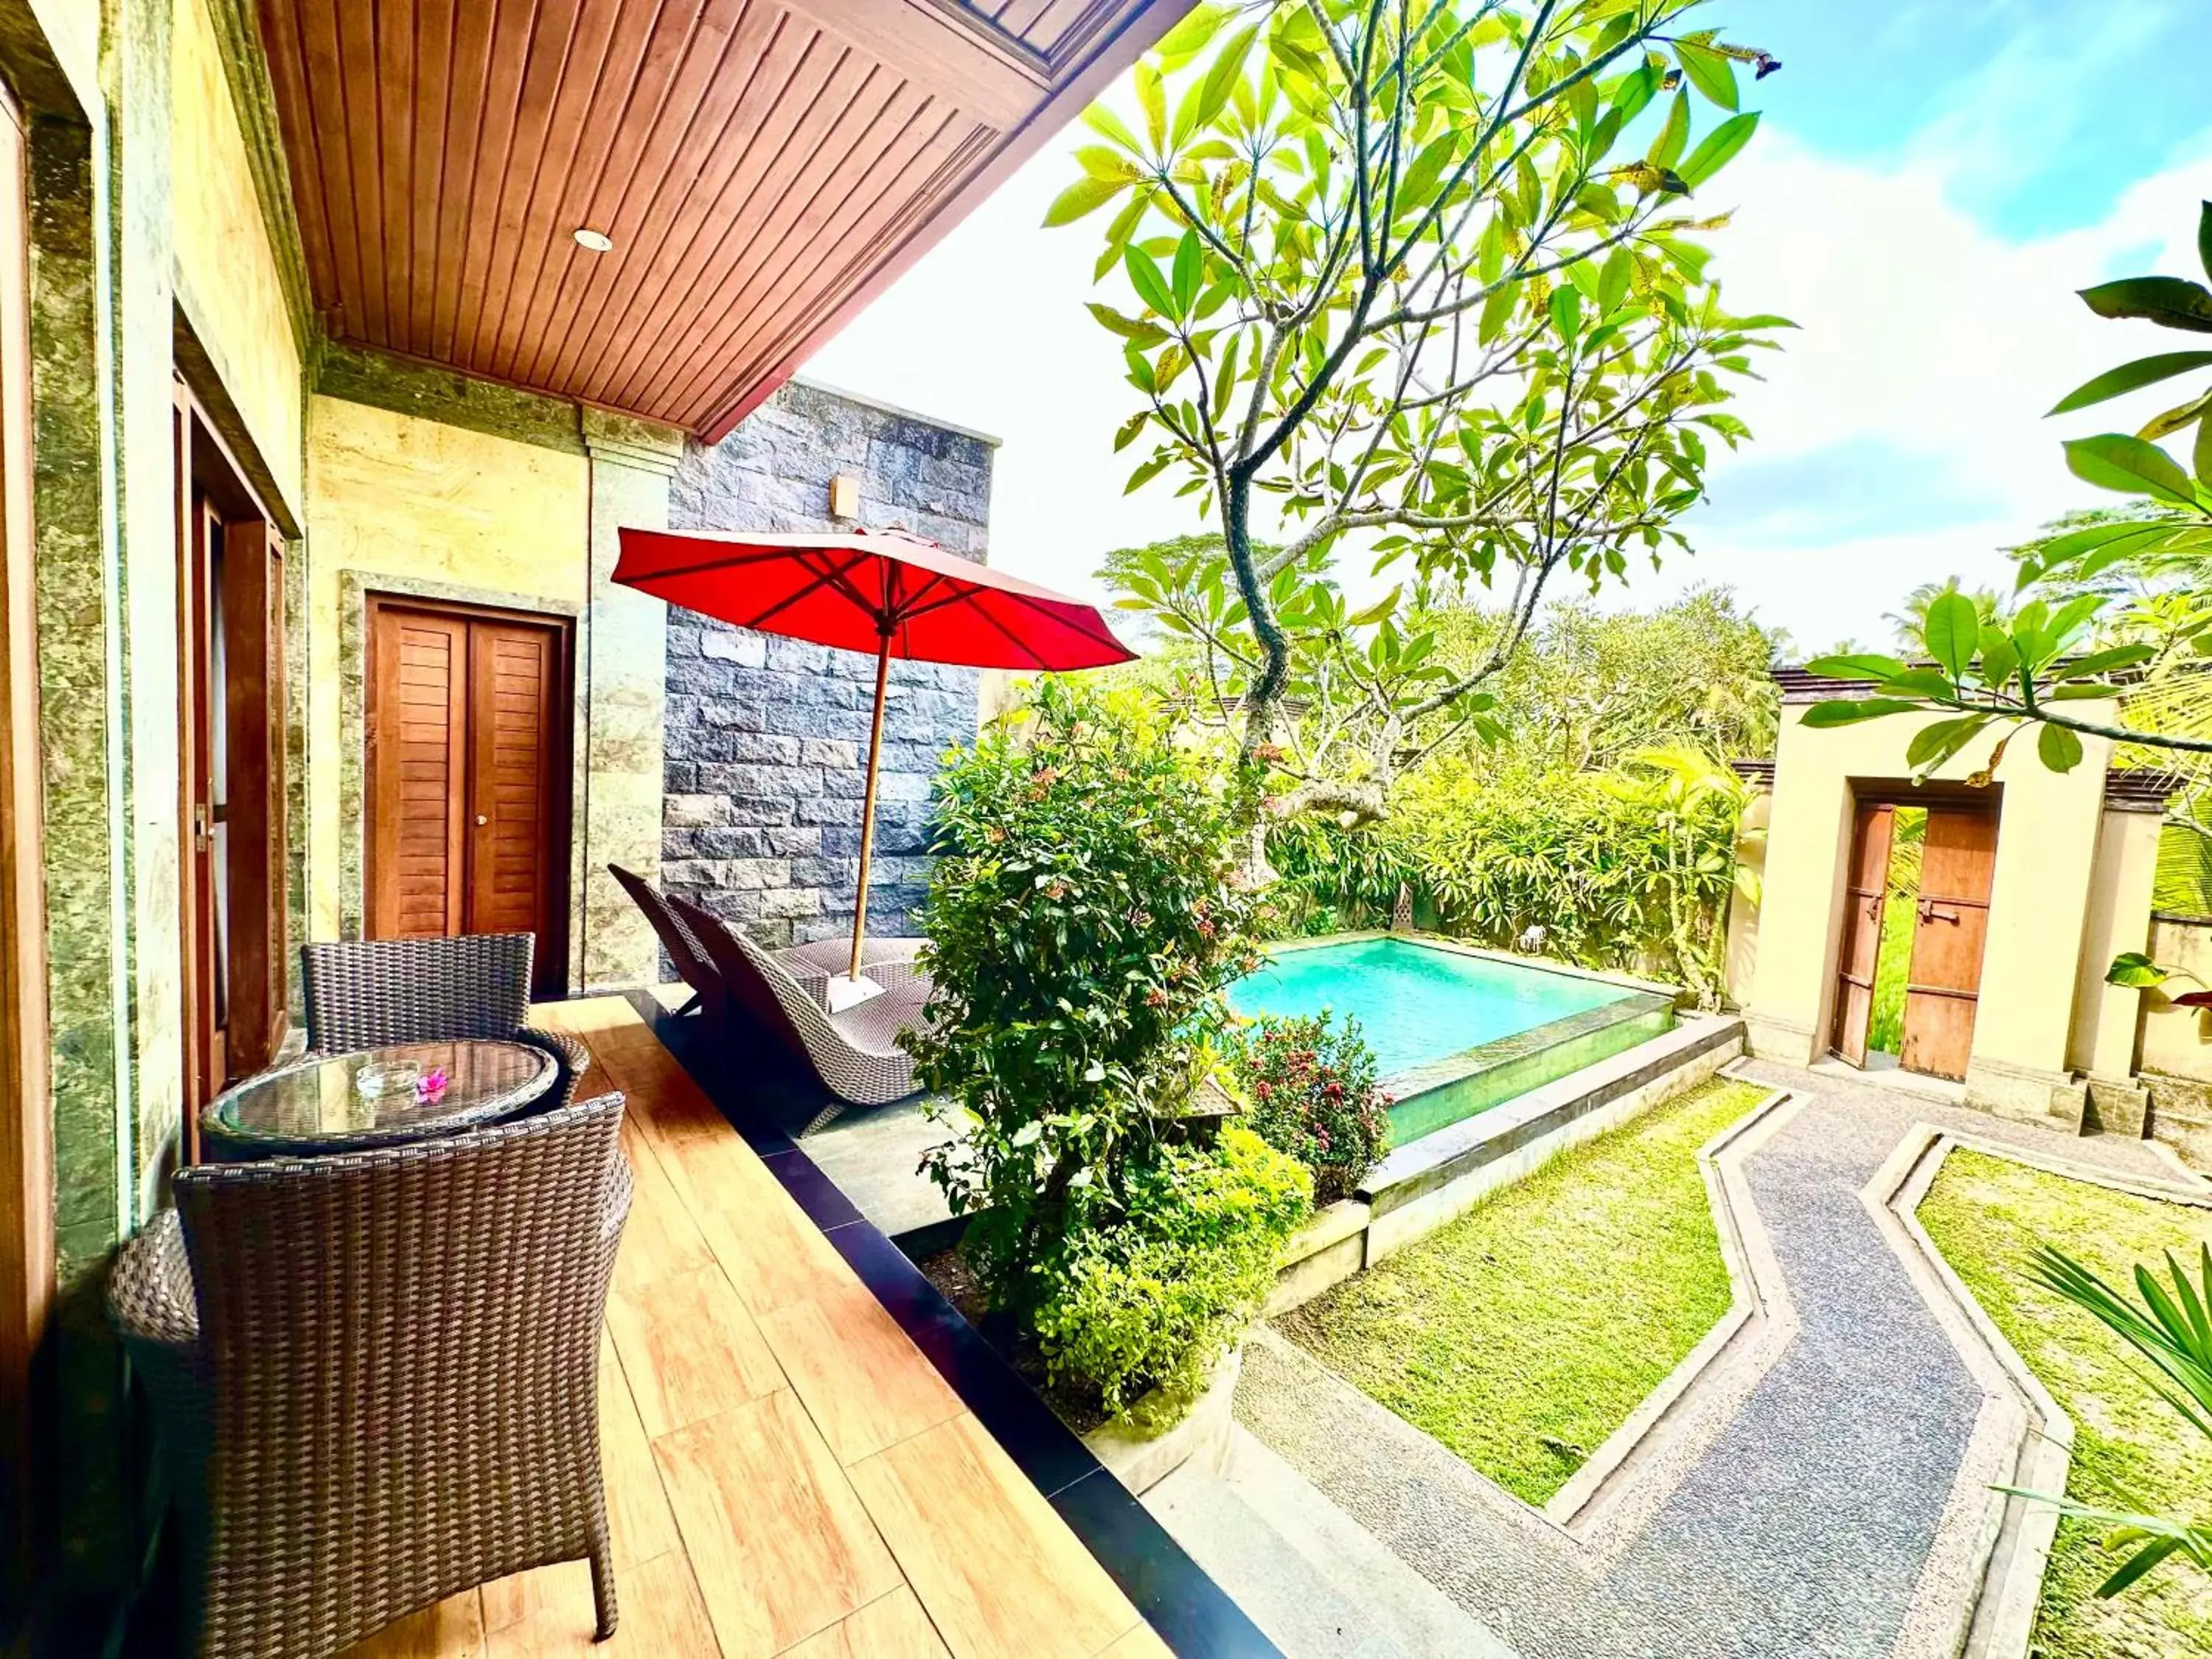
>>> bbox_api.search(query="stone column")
[579,411,682,990]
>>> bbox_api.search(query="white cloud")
[806,103,2212,647]
[1653,128,2212,645]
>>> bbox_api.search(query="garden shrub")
[1235,1013,1391,1204]
[1268,750,1750,1006]
[905,677,1262,1326]
[1031,1126,1310,1429]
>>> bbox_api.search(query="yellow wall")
[2067,809,2161,1079]
[2142,917,2212,1081]
[303,395,589,938]
[1744,702,2122,1119]
[170,0,304,516]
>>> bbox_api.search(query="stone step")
[1143,1425,1520,1659]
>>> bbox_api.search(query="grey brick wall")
[662,380,995,949]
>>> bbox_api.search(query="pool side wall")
[1385,995,1676,1144]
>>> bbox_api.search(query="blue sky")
[805,0,2212,652]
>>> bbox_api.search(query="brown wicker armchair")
[109,1091,633,1657]
[299,932,589,1083]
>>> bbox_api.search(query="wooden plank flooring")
[340,994,1161,1659]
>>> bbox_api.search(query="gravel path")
[1234,1062,2185,1659]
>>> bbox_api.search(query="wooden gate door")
[1830,802,1894,1067]
[1899,806,1998,1081]
[366,598,571,995]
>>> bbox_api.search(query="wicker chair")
[607,863,723,1016]
[299,932,589,1084]
[670,897,931,1107]
[109,1091,633,1658]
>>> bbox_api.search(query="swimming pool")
[1229,936,1674,1147]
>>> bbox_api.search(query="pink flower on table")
[416,1067,449,1104]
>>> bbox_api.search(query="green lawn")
[1274,1075,1767,1505]
[1920,1150,2212,1659]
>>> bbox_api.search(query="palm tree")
[1884,577,2009,654]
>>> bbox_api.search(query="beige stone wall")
[2142,916,2212,1082]
[1744,702,2123,1119]
[2067,808,2161,1080]
[1722,786,1770,1009]
[169,0,302,516]
[302,396,590,943]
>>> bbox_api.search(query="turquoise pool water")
[1228,937,1637,1077]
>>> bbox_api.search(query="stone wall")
[662,380,996,949]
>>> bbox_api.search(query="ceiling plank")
[538,0,791,396]
[257,0,1194,438]
[597,46,898,411]
[772,0,1044,128]
[695,0,1191,438]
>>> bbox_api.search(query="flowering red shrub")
[1234,1013,1391,1205]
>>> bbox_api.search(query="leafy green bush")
[1235,1013,1391,1204]
[1268,749,1750,1006]
[907,677,1261,1325]
[1031,1127,1310,1429]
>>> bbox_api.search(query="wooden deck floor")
[340,995,1170,1659]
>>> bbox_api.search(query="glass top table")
[204,1038,557,1155]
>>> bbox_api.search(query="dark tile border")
[619,991,1281,1659]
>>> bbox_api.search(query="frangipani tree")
[1052,0,1787,875]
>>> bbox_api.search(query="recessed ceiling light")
[573,227,614,253]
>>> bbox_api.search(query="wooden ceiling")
[257,0,1187,439]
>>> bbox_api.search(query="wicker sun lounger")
[669,895,931,1107]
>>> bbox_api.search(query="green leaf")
[2107,950,2170,988]
[1135,60,1166,152]
[1152,1,1229,64]
[2038,722,2084,772]
[2065,434,2199,506]
[2054,643,2155,680]
[1124,244,1178,319]
[1171,229,1202,314]
[1674,41,1739,111]
[1924,591,1982,678]
[1804,653,1908,682]
[1085,302,1164,343]
[1599,246,1632,314]
[2201,199,2212,283]
[1549,285,1582,344]
[1082,103,1144,153]
[1045,174,1130,227]
[1801,698,1924,727]
[1677,112,1759,189]
[2048,351,2212,414]
[1194,24,1259,130]
[1906,714,1990,772]
[2079,276,2212,335]
[2098,1534,2185,1599]
[1980,632,2020,691]
[1648,90,1689,170]
[1478,280,1517,344]
[1880,667,1957,700]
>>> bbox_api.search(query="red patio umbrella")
[614,525,1135,1006]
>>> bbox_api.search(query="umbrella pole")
[848,633,893,982]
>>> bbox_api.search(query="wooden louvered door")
[1899,806,1998,1082]
[366,598,571,995]
[1830,802,1894,1068]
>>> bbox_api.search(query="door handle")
[1920,902,1960,924]
[476,813,489,826]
